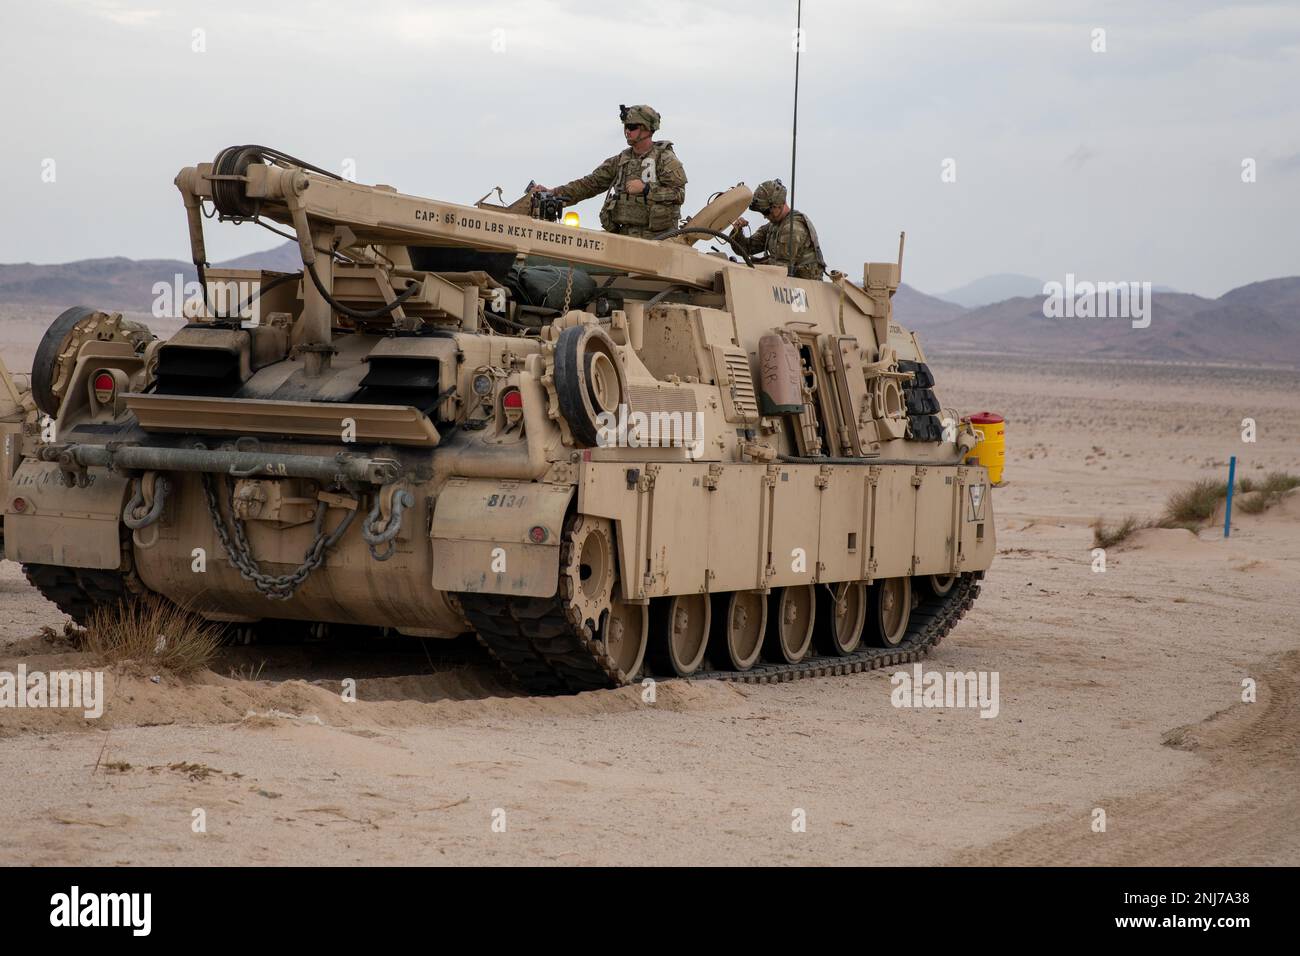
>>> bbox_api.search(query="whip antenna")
[787,0,802,276]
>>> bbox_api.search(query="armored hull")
[3,145,995,693]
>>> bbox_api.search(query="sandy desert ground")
[1,339,1298,865]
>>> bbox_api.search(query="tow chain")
[200,472,357,600]
[560,265,575,314]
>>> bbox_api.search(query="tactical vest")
[599,142,681,235]
[767,210,826,277]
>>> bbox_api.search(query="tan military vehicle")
[3,145,995,693]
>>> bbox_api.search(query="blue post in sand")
[1224,455,1237,538]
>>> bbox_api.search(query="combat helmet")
[619,104,661,131]
[749,179,787,215]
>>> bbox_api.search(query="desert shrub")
[1232,472,1300,516]
[1260,471,1300,496]
[1237,492,1269,514]
[1091,515,1145,549]
[1160,479,1228,527]
[83,597,222,675]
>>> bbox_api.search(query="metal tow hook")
[123,472,171,548]
[123,472,170,528]
[362,484,414,561]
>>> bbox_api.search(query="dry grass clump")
[1091,515,1145,549]
[1159,478,1228,529]
[83,597,223,675]
[1236,471,1300,515]
[1091,472,1299,546]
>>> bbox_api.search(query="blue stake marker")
[1224,455,1237,538]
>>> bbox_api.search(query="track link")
[460,572,982,695]
[22,563,133,624]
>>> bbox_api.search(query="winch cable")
[205,270,303,320]
[305,259,423,320]
[221,144,345,181]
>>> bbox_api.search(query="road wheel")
[650,593,710,676]
[600,590,648,682]
[818,581,866,656]
[766,584,815,664]
[869,577,912,647]
[924,573,958,598]
[712,590,767,671]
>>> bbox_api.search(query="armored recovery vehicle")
[2,145,995,693]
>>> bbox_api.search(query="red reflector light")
[11,497,26,513]
[502,388,523,409]
[93,373,115,392]
[529,525,548,544]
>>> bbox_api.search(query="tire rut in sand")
[949,649,1300,865]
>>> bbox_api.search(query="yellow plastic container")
[967,412,1005,485]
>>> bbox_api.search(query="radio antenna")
[787,0,802,276]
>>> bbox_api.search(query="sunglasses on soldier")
[623,123,645,132]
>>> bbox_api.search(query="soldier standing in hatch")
[728,179,826,280]
[531,105,687,239]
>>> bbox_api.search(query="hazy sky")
[0,0,1297,297]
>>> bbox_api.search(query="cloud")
[4,0,1299,298]
[76,1,164,27]
[1274,151,1300,172]
[1064,144,1095,170]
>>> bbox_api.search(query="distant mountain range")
[0,243,302,313]
[937,273,1046,308]
[1,243,1297,367]
[894,277,1300,366]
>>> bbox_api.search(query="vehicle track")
[461,572,982,694]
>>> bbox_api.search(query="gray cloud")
[0,0,1297,297]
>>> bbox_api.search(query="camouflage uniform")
[552,105,687,239]
[729,179,825,280]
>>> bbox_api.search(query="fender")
[430,478,574,598]
[3,462,130,569]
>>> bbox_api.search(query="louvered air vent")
[716,347,760,424]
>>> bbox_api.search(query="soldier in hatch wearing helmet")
[728,179,826,280]
[531,105,687,239]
